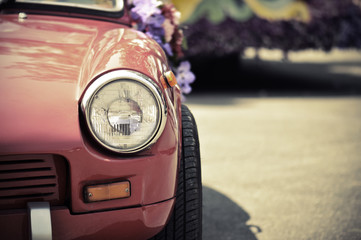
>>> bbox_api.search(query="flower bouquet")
[128,0,196,97]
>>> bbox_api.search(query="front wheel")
[150,105,202,240]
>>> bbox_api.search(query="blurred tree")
[175,0,361,57]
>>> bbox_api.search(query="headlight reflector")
[81,70,167,153]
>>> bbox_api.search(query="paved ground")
[186,94,361,240]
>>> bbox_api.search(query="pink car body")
[0,2,186,239]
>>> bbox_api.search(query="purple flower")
[128,0,196,99]
[146,25,165,39]
[176,61,195,94]
[162,42,173,56]
[146,14,166,39]
[176,61,195,84]
[130,0,162,23]
[131,1,171,55]
[147,14,165,28]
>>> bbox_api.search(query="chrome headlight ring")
[81,70,167,154]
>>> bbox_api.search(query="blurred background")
[170,0,361,239]
[172,0,361,94]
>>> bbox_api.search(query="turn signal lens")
[165,71,177,87]
[85,181,130,202]
[161,71,177,88]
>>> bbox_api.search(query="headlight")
[81,70,167,153]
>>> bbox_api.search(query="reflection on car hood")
[0,14,168,153]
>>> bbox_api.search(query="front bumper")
[0,198,175,240]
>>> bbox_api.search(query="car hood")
[0,14,169,153]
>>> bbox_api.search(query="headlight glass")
[81,70,167,153]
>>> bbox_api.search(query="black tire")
[149,105,202,240]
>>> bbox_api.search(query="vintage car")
[0,0,202,239]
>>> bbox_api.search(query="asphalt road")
[186,94,361,240]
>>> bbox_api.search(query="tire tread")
[149,105,202,240]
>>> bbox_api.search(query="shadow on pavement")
[203,186,261,240]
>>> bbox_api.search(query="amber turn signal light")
[161,71,177,88]
[84,181,130,202]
